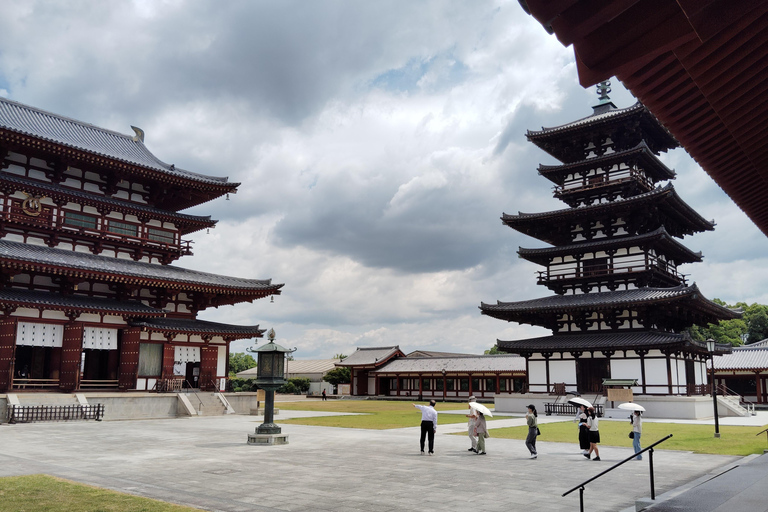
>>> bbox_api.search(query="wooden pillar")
[60,323,84,392]
[0,317,18,392]
[638,351,647,394]
[495,374,500,395]
[756,372,763,404]
[666,353,673,395]
[200,345,218,391]
[442,374,447,402]
[418,373,423,399]
[468,373,473,396]
[118,327,141,391]
[545,356,551,394]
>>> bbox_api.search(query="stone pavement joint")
[0,412,744,512]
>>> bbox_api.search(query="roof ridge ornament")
[130,126,145,143]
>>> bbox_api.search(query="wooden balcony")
[537,257,687,291]
[553,169,654,203]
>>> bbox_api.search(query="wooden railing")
[7,404,104,423]
[544,402,604,417]
[12,378,59,390]
[154,377,185,393]
[553,169,654,198]
[538,256,687,285]
[79,379,119,389]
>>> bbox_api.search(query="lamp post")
[246,328,296,445]
[706,338,720,438]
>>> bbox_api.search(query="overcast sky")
[2,1,767,358]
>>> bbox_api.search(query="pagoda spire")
[593,80,616,114]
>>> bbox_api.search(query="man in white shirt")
[413,400,438,455]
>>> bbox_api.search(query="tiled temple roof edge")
[0,288,165,315]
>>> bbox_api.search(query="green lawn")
[0,475,201,512]
[277,400,488,429]
[489,420,768,456]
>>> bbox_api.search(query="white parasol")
[568,397,593,408]
[618,402,646,412]
[469,401,493,417]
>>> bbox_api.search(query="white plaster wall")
[528,360,547,392]
[368,376,376,395]
[645,359,668,387]
[548,360,576,389]
[610,358,643,393]
[217,345,226,377]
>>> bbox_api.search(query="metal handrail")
[717,383,756,415]
[184,380,204,413]
[563,434,673,512]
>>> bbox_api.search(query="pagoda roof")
[0,97,234,187]
[0,239,283,297]
[502,183,715,244]
[372,354,526,374]
[538,142,676,184]
[0,173,215,234]
[335,346,404,368]
[526,101,677,161]
[496,330,732,356]
[518,227,703,266]
[130,317,264,340]
[0,287,164,317]
[480,284,740,325]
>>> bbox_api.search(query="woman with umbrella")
[619,403,646,461]
[569,398,592,456]
[469,402,492,455]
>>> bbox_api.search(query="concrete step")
[13,393,80,406]
[182,392,227,416]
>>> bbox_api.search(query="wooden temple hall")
[480,85,741,416]
[0,97,282,393]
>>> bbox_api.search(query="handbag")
[536,427,541,436]
[629,431,635,439]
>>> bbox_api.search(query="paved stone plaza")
[0,410,745,512]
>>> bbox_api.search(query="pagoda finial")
[597,81,611,103]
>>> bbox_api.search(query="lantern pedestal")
[247,383,289,445]
[247,432,289,445]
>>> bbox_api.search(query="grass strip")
[487,420,768,456]
[0,474,202,512]
[277,400,491,430]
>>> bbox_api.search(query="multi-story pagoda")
[0,97,282,393]
[480,83,739,401]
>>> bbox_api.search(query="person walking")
[474,410,488,455]
[577,405,590,455]
[321,389,327,401]
[466,396,478,453]
[631,410,642,460]
[413,400,438,455]
[525,404,538,459]
[585,406,601,461]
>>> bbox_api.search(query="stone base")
[635,497,655,511]
[247,433,289,445]
[249,408,279,416]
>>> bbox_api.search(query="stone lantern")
[246,328,295,445]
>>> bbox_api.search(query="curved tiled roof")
[373,355,526,374]
[497,330,731,355]
[0,288,164,316]
[0,96,233,187]
[0,173,215,233]
[336,346,403,367]
[537,142,676,184]
[481,284,740,319]
[713,346,768,371]
[528,102,645,136]
[130,317,264,340]
[517,226,703,265]
[0,239,282,295]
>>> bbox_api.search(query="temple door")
[59,323,84,392]
[161,344,175,381]
[0,318,18,392]
[118,328,141,391]
[576,358,610,393]
[200,345,218,391]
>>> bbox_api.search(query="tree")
[744,304,768,344]
[484,345,502,355]
[277,378,311,394]
[323,366,351,386]
[228,353,257,376]
[334,353,348,360]
[685,299,768,347]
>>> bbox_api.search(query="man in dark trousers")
[413,400,438,455]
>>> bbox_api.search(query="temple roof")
[496,330,732,356]
[713,346,768,371]
[0,239,283,297]
[373,354,526,374]
[537,142,676,184]
[0,173,215,234]
[335,346,404,367]
[502,183,715,244]
[480,284,740,325]
[0,288,164,317]
[0,96,235,189]
[130,317,264,340]
[526,102,677,162]
[518,226,703,266]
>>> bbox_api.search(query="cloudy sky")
[2,1,767,358]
